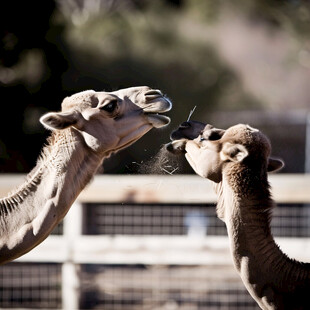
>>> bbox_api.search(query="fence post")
[305,113,310,237]
[305,112,310,173]
[62,201,83,310]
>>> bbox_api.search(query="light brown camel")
[167,121,310,310]
[0,86,172,265]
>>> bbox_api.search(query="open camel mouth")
[143,90,172,128]
[147,113,171,128]
[165,120,207,154]
[165,139,187,154]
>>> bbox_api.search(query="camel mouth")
[165,139,187,154]
[170,130,186,141]
[170,120,207,141]
[147,113,171,128]
[145,99,172,128]
[143,92,172,128]
[166,120,208,154]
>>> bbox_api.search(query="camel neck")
[1,129,101,215]
[220,176,310,292]
[39,129,102,209]
[0,129,102,264]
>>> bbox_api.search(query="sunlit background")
[1,1,310,309]
[1,0,310,174]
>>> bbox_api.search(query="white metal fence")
[1,174,310,309]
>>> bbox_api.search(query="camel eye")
[100,99,118,113]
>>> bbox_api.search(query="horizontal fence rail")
[1,173,310,203]
[1,174,310,309]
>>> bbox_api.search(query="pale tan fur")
[0,86,172,265]
[169,122,310,310]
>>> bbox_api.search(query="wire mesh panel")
[84,203,310,238]
[0,202,309,309]
[84,204,227,236]
[0,263,62,309]
[51,221,63,235]
[272,204,310,237]
[80,264,260,310]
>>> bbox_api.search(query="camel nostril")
[179,122,191,129]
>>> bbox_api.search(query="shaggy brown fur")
[168,122,310,310]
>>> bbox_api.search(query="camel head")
[40,86,172,155]
[167,121,284,183]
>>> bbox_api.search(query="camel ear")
[220,142,248,163]
[40,111,82,131]
[267,158,284,173]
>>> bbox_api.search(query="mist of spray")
[138,145,184,175]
